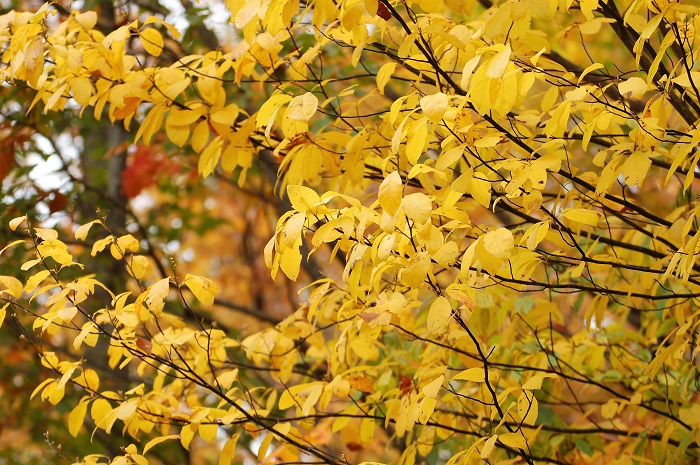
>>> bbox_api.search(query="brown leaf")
[347,375,374,393]
[136,337,152,355]
[358,312,380,323]
[346,442,363,451]
[377,1,392,21]
[0,144,14,183]
[48,192,68,214]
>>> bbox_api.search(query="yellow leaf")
[400,251,430,287]
[577,63,604,84]
[110,234,139,259]
[74,11,97,29]
[25,270,51,294]
[376,62,396,95]
[199,423,219,443]
[418,397,436,424]
[679,404,700,426]
[427,297,452,333]
[198,136,223,177]
[521,373,557,390]
[279,241,302,281]
[257,431,274,461]
[45,381,65,405]
[600,399,618,419]
[562,208,600,227]
[499,432,527,450]
[282,212,306,248]
[116,400,138,421]
[217,369,239,390]
[92,236,114,256]
[618,77,647,99]
[360,416,375,443]
[140,28,164,56]
[524,221,549,251]
[543,100,571,138]
[421,375,444,398]
[76,369,100,392]
[673,71,700,88]
[287,185,321,212]
[31,378,54,401]
[420,92,449,122]
[58,306,78,322]
[9,215,27,231]
[44,83,68,114]
[378,171,403,215]
[460,54,481,89]
[287,92,318,121]
[453,368,486,383]
[481,435,498,458]
[257,93,293,131]
[71,77,93,107]
[1,240,26,256]
[470,173,491,208]
[333,405,359,433]
[68,400,89,437]
[127,255,149,279]
[406,119,428,164]
[166,117,192,147]
[350,338,379,360]
[403,193,431,224]
[143,435,180,455]
[146,278,170,316]
[485,43,511,79]
[565,86,589,102]
[192,120,210,154]
[135,104,166,145]
[74,322,98,350]
[168,109,202,126]
[483,228,514,259]
[143,16,182,39]
[181,274,218,305]
[312,216,352,248]
[180,425,196,450]
[0,302,8,328]
[0,276,23,298]
[91,398,112,426]
[219,434,240,465]
[24,36,44,88]
[74,220,102,241]
[621,151,651,188]
[517,391,538,425]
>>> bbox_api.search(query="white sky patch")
[28,131,80,191]
[132,192,156,212]
[160,0,235,45]
[249,432,272,458]
[181,248,195,261]
[27,152,65,190]
[159,0,189,36]
[166,240,181,253]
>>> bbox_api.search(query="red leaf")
[48,192,68,214]
[0,148,13,183]
[398,371,413,396]
[377,1,392,21]
[121,145,177,199]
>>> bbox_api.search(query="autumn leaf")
[181,274,218,305]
